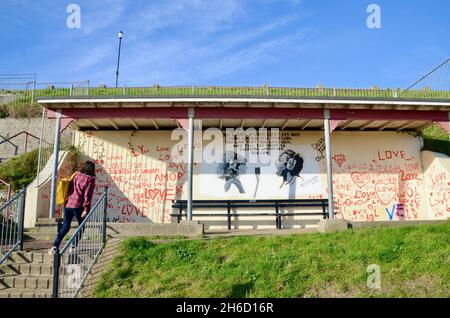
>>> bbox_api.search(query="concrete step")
[24,232,68,241]
[24,230,102,240]
[0,288,51,298]
[0,263,53,276]
[3,251,53,265]
[26,227,78,235]
[0,275,52,290]
[36,218,78,225]
[30,219,203,239]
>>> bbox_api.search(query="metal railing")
[0,79,89,118]
[33,84,450,101]
[0,179,12,207]
[52,188,108,298]
[2,83,450,107]
[0,131,51,163]
[0,188,26,265]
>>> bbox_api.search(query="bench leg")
[178,207,182,223]
[227,204,231,231]
[275,204,281,230]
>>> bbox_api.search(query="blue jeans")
[53,207,85,249]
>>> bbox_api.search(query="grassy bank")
[1,85,449,119]
[93,221,450,298]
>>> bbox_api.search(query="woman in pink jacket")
[49,161,96,254]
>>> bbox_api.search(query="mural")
[276,150,304,187]
[218,152,247,194]
[422,151,450,219]
[73,130,447,225]
[198,131,323,200]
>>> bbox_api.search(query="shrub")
[0,105,9,118]
[0,149,39,191]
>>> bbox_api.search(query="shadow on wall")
[76,131,190,225]
[24,150,75,228]
[75,130,328,229]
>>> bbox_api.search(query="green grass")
[1,85,450,119]
[93,221,450,298]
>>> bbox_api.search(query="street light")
[115,30,124,88]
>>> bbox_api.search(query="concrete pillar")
[324,109,334,219]
[48,110,62,218]
[187,108,195,221]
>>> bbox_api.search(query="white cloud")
[81,0,125,35]
[73,45,114,71]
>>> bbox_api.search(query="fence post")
[24,133,29,154]
[52,252,60,298]
[18,189,26,251]
[30,81,36,105]
[36,107,46,187]
[392,88,398,98]
[102,187,108,245]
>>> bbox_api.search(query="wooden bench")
[171,199,330,230]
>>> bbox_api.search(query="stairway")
[24,218,78,241]
[0,250,53,298]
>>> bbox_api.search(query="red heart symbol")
[375,182,397,205]
[351,172,371,189]
[332,154,346,167]
[121,204,134,216]
[146,189,159,200]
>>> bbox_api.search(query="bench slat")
[171,199,329,230]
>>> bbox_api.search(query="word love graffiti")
[385,203,404,220]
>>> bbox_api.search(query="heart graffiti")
[375,182,397,205]
[332,154,346,167]
[350,172,371,189]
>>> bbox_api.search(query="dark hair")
[81,161,96,177]
[280,150,304,177]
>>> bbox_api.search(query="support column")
[186,108,195,221]
[324,109,334,219]
[49,110,62,219]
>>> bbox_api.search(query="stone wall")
[0,117,72,162]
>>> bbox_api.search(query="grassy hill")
[93,221,450,298]
[1,85,449,119]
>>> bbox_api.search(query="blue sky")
[0,0,449,88]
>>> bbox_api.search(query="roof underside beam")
[46,107,449,122]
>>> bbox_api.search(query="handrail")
[0,188,26,265]
[52,187,108,298]
[0,131,51,147]
[60,190,107,255]
[27,85,450,102]
[0,179,11,203]
[0,187,24,211]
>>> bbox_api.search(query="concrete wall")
[72,130,441,228]
[0,117,72,161]
[421,151,450,220]
[24,150,74,228]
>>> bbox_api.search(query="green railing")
[35,85,450,100]
[3,85,450,103]
[2,83,450,119]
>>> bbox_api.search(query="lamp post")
[115,30,123,88]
